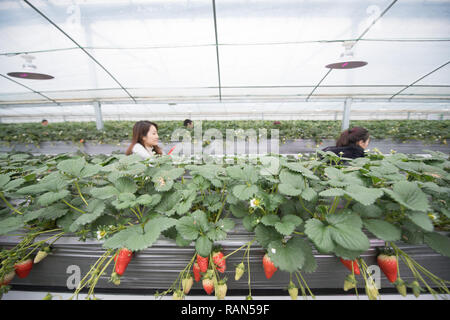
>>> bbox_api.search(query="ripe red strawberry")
[262,253,277,279]
[377,253,398,283]
[193,262,201,282]
[202,277,214,295]
[339,258,360,275]
[212,250,226,273]
[114,248,133,276]
[14,258,33,278]
[197,254,209,273]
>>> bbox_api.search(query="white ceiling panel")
[0,0,448,107]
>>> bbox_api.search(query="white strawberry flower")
[250,198,260,208]
[96,230,106,240]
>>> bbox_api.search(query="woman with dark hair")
[125,121,163,159]
[322,126,370,159]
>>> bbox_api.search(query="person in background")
[125,121,163,159]
[41,119,48,126]
[322,126,370,159]
[183,119,193,129]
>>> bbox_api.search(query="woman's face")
[357,137,370,149]
[142,125,159,148]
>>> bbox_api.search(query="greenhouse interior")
[0,0,449,303]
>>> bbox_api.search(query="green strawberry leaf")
[353,203,383,218]
[278,169,305,196]
[283,162,319,181]
[69,199,105,232]
[363,219,401,241]
[176,216,199,241]
[195,235,213,257]
[259,156,281,176]
[90,186,119,200]
[232,184,258,200]
[382,181,430,212]
[274,214,303,236]
[319,188,345,197]
[38,190,70,206]
[261,214,280,226]
[423,232,450,258]
[0,174,10,189]
[114,176,137,194]
[407,211,434,232]
[333,244,365,260]
[103,217,176,251]
[267,237,306,273]
[254,224,283,248]
[0,216,24,235]
[326,211,370,252]
[57,158,86,177]
[304,218,334,253]
[301,187,317,201]
[344,185,383,206]
[230,203,248,218]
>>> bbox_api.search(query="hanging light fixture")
[325,41,367,70]
[7,54,54,80]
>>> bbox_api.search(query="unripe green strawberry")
[287,281,298,300]
[43,293,53,300]
[34,247,51,264]
[110,272,121,286]
[182,274,194,294]
[394,278,407,297]
[343,274,357,292]
[215,279,228,300]
[235,262,245,281]
[172,289,185,300]
[1,270,15,286]
[410,280,422,298]
[365,282,379,300]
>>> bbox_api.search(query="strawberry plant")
[0,148,448,300]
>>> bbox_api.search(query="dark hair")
[183,119,192,127]
[41,119,48,123]
[125,121,162,156]
[336,127,369,147]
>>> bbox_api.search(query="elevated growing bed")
[0,151,449,300]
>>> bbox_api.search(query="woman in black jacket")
[322,127,370,159]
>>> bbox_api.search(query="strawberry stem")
[74,180,88,207]
[0,191,24,215]
[62,199,86,214]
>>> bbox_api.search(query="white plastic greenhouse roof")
[0,0,449,107]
